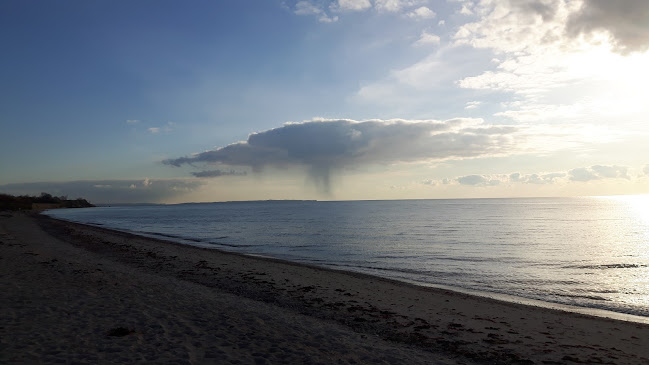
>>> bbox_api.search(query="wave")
[565,263,647,270]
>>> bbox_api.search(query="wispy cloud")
[294,1,338,23]
[293,0,433,22]
[147,122,174,134]
[375,0,428,13]
[126,119,139,124]
[464,101,481,110]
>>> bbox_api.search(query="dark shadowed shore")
[1,212,648,364]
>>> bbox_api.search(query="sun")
[566,43,649,118]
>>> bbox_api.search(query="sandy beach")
[1,212,648,364]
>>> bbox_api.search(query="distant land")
[0,192,94,211]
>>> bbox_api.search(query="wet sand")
[1,211,648,364]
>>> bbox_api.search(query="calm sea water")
[45,197,649,319]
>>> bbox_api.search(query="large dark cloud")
[566,0,649,54]
[164,118,519,192]
[0,179,203,204]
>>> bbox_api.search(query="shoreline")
[49,212,649,325]
[3,211,649,363]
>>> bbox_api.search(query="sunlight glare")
[602,195,649,225]
[566,43,649,117]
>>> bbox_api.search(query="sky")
[1,0,649,203]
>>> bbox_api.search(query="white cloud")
[457,174,501,186]
[318,14,339,23]
[464,101,481,109]
[332,0,372,12]
[453,0,649,124]
[590,165,629,179]
[406,6,436,20]
[294,1,321,15]
[147,122,174,134]
[442,164,632,188]
[569,165,629,182]
[294,1,339,22]
[509,172,566,184]
[458,2,473,16]
[126,119,139,124]
[413,31,441,46]
[375,0,428,12]
[295,0,434,21]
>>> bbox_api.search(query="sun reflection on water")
[600,194,649,226]
[593,195,649,314]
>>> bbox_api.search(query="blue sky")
[2,0,649,203]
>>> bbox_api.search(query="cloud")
[191,170,247,178]
[569,165,629,182]
[456,174,501,186]
[294,0,321,15]
[644,165,649,175]
[414,31,441,46]
[464,101,481,109]
[509,172,566,184]
[147,122,174,134]
[294,1,339,22]
[294,0,431,21]
[164,118,520,192]
[566,0,649,54]
[375,0,427,12]
[126,119,139,124]
[428,164,636,189]
[406,6,436,20]
[0,179,203,204]
[452,0,649,125]
[332,0,371,12]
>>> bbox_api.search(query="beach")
[1,212,648,364]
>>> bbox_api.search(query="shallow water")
[46,196,649,318]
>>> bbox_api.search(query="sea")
[44,197,649,321]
